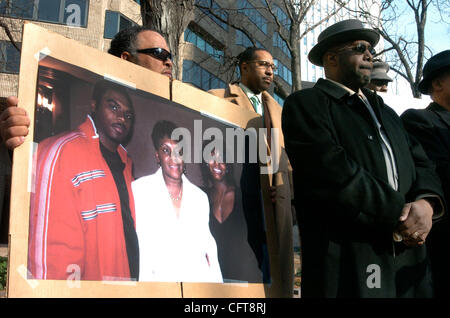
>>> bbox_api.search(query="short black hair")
[151,120,180,150]
[91,79,135,144]
[92,79,134,113]
[107,26,161,57]
[237,47,269,71]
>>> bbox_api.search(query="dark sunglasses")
[135,47,172,61]
[336,43,376,56]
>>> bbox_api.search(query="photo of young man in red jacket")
[28,79,140,282]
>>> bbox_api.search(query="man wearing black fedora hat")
[401,49,450,297]
[366,60,393,93]
[282,19,444,297]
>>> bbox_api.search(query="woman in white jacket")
[132,120,222,283]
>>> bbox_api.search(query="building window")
[0,0,89,27]
[237,0,267,34]
[274,92,285,106]
[182,60,226,91]
[274,59,292,86]
[273,5,290,30]
[0,41,21,74]
[235,30,264,49]
[196,0,228,31]
[184,27,224,62]
[104,10,138,39]
[273,32,291,58]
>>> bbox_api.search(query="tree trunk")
[289,22,302,93]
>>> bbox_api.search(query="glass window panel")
[0,1,7,14]
[10,0,34,18]
[201,68,210,90]
[184,28,194,43]
[210,76,218,90]
[0,45,6,71]
[38,0,61,22]
[206,43,214,56]
[5,42,21,73]
[197,36,205,51]
[0,41,21,73]
[182,60,193,83]
[119,15,132,32]
[192,67,201,88]
[104,11,119,39]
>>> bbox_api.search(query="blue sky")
[425,9,449,55]
[395,2,449,58]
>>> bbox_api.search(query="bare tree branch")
[0,20,21,52]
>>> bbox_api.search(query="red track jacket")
[28,116,135,281]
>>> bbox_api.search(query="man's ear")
[120,51,133,62]
[323,51,338,67]
[155,152,160,165]
[241,63,247,74]
[431,77,443,93]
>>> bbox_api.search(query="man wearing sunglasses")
[366,60,393,93]
[0,26,173,244]
[209,47,295,298]
[282,19,444,297]
[108,26,173,78]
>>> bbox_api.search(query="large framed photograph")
[7,23,281,298]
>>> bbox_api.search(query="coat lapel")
[228,84,255,113]
[428,102,450,129]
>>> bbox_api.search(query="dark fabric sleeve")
[401,109,448,212]
[0,143,11,243]
[281,90,405,233]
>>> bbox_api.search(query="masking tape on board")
[34,47,51,62]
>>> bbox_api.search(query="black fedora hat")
[308,19,380,66]
[371,61,392,82]
[418,50,450,95]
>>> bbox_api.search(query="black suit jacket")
[282,78,444,298]
[401,102,450,297]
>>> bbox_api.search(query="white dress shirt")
[239,83,264,116]
[132,168,223,283]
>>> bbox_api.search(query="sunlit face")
[334,40,374,89]
[156,136,184,181]
[92,89,134,152]
[241,50,274,93]
[207,150,227,182]
[130,30,173,78]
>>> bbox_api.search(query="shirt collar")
[325,78,365,97]
[239,82,262,103]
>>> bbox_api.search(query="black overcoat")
[282,79,444,298]
[401,103,450,297]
